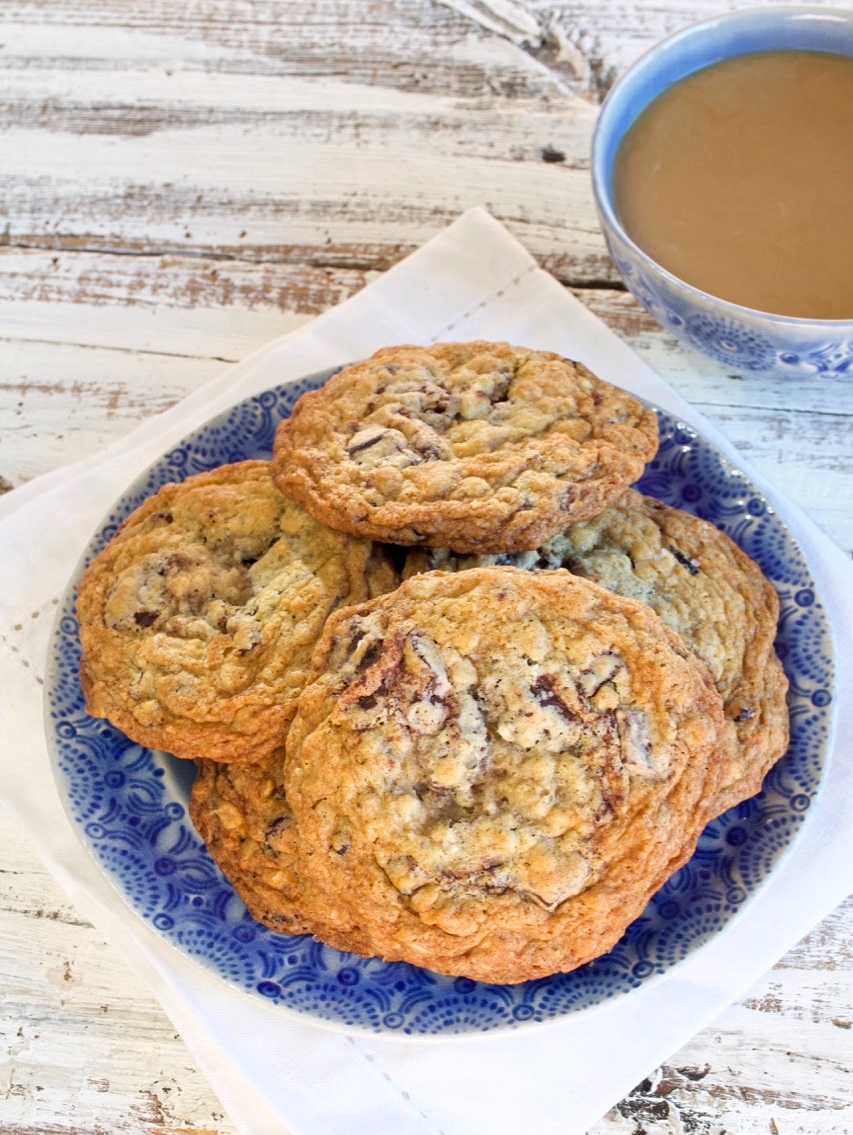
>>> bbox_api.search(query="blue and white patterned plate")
[45,370,835,1038]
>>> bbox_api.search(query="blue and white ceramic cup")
[591,6,853,377]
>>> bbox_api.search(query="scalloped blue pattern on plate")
[45,371,835,1037]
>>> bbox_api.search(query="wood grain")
[2,815,238,1134]
[1,0,851,1131]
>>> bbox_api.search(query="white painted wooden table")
[2,2,851,1132]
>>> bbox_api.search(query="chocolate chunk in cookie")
[76,460,399,763]
[284,566,726,983]
[271,342,658,554]
[403,489,789,814]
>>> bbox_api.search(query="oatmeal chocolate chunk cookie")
[76,460,399,763]
[285,567,726,984]
[190,756,373,953]
[271,342,659,554]
[404,489,789,814]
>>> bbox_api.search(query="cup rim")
[591,5,853,329]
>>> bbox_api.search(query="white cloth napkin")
[2,208,851,1135]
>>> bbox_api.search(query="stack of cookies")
[76,341,789,984]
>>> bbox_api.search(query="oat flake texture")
[271,341,659,554]
[283,566,727,984]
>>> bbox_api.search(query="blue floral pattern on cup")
[46,371,835,1037]
[607,238,853,376]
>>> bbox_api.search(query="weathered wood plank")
[0,250,370,319]
[0,0,606,280]
[0,249,361,359]
[1,132,605,282]
[0,805,238,1134]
